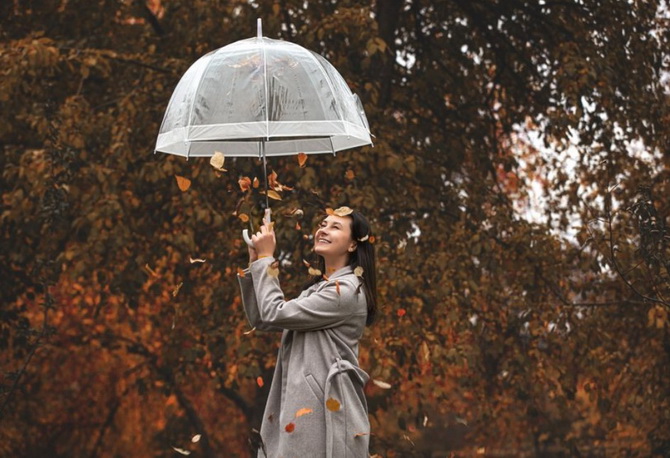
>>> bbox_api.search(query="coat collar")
[325,265,353,280]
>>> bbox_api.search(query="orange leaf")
[267,190,282,201]
[256,376,264,388]
[345,169,355,180]
[175,175,191,192]
[295,408,313,418]
[238,213,250,223]
[237,268,246,277]
[238,176,252,192]
[268,170,279,189]
[253,177,260,188]
[295,221,301,230]
[285,422,295,433]
[297,152,308,168]
[397,308,406,317]
[368,235,376,244]
[326,397,341,412]
[335,280,341,296]
[325,208,334,215]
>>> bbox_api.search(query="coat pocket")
[304,373,324,399]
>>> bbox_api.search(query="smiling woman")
[236,207,377,457]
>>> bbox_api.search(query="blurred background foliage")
[1,0,669,456]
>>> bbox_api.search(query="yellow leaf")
[308,267,322,276]
[354,266,364,277]
[326,397,341,412]
[267,189,282,201]
[333,206,353,217]
[191,435,201,443]
[210,151,227,171]
[297,152,308,168]
[175,175,191,192]
[268,261,280,278]
[372,379,392,389]
[295,408,313,418]
[172,282,183,297]
[189,257,206,263]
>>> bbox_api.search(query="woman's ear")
[348,242,357,253]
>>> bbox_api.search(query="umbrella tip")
[257,18,262,39]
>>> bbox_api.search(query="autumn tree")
[1,0,668,456]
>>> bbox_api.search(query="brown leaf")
[326,397,341,412]
[238,176,252,192]
[175,175,191,192]
[253,177,260,188]
[238,213,250,223]
[267,190,282,201]
[295,408,313,418]
[268,260,280,278]
[297,152,308,168]
[285,422,295,433]
[308,267,322,276]
[345,169,355,180]
[237,267,246,277]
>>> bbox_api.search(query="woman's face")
[314,215,356,258]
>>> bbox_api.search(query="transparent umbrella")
[155,19,372,244]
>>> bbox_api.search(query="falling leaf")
[257,376,264,388]
[238,213,250,223]
[189,257,206,263]
[333,206,353,217]
[358,234,369,242]
[210,151,227,171]
[238,176,252,192]
[326,397,341,412]
[295,408,313,418]
[345,169,355,180]
[297,152,308,168]
[172,447,191,455]
[335,280,341,296]
[175,175,191,192]
[397,308,407,317]
[368,235,376,244]
[372,379,392,389]
[325,208,334,216]
[268,170,279,189]
[267,190,282,201]
[243,327,256,335]
[285,422,295,433]
[308,267,322,276]
[268,261,280,278]
[191,434,201,443]
[237,268,246,277]
[144,264,159,277]
[354,266,364,277]
[253,177,260,188]
[172,282,183,297]
[295,221,301,230]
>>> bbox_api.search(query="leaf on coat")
[256,376,264,388]
[335,280,341,296]
[326,397,341,412]
[285,422,295,433]
[191,434,201,443]
[175,175,191,192]
[372,379,392,389]
[172,446,191,455]
[297,152,308,168]
[238,176,252,192]
[268,261,280,278]
[295,408,313,418]
[354,266,364,277]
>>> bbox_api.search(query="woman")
[237,207,377,457]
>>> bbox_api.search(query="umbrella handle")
[242,208,272,248]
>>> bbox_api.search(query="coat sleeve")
[237,267,283,332]
[248,257,366,332]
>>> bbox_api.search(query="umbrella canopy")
[155,23,372,158]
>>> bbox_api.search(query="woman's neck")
[323,256,349,277]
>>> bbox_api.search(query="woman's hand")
[251,219,276,259]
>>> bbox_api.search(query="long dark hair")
[306,210,378,326]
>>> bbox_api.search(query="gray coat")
[238,257,370,457]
